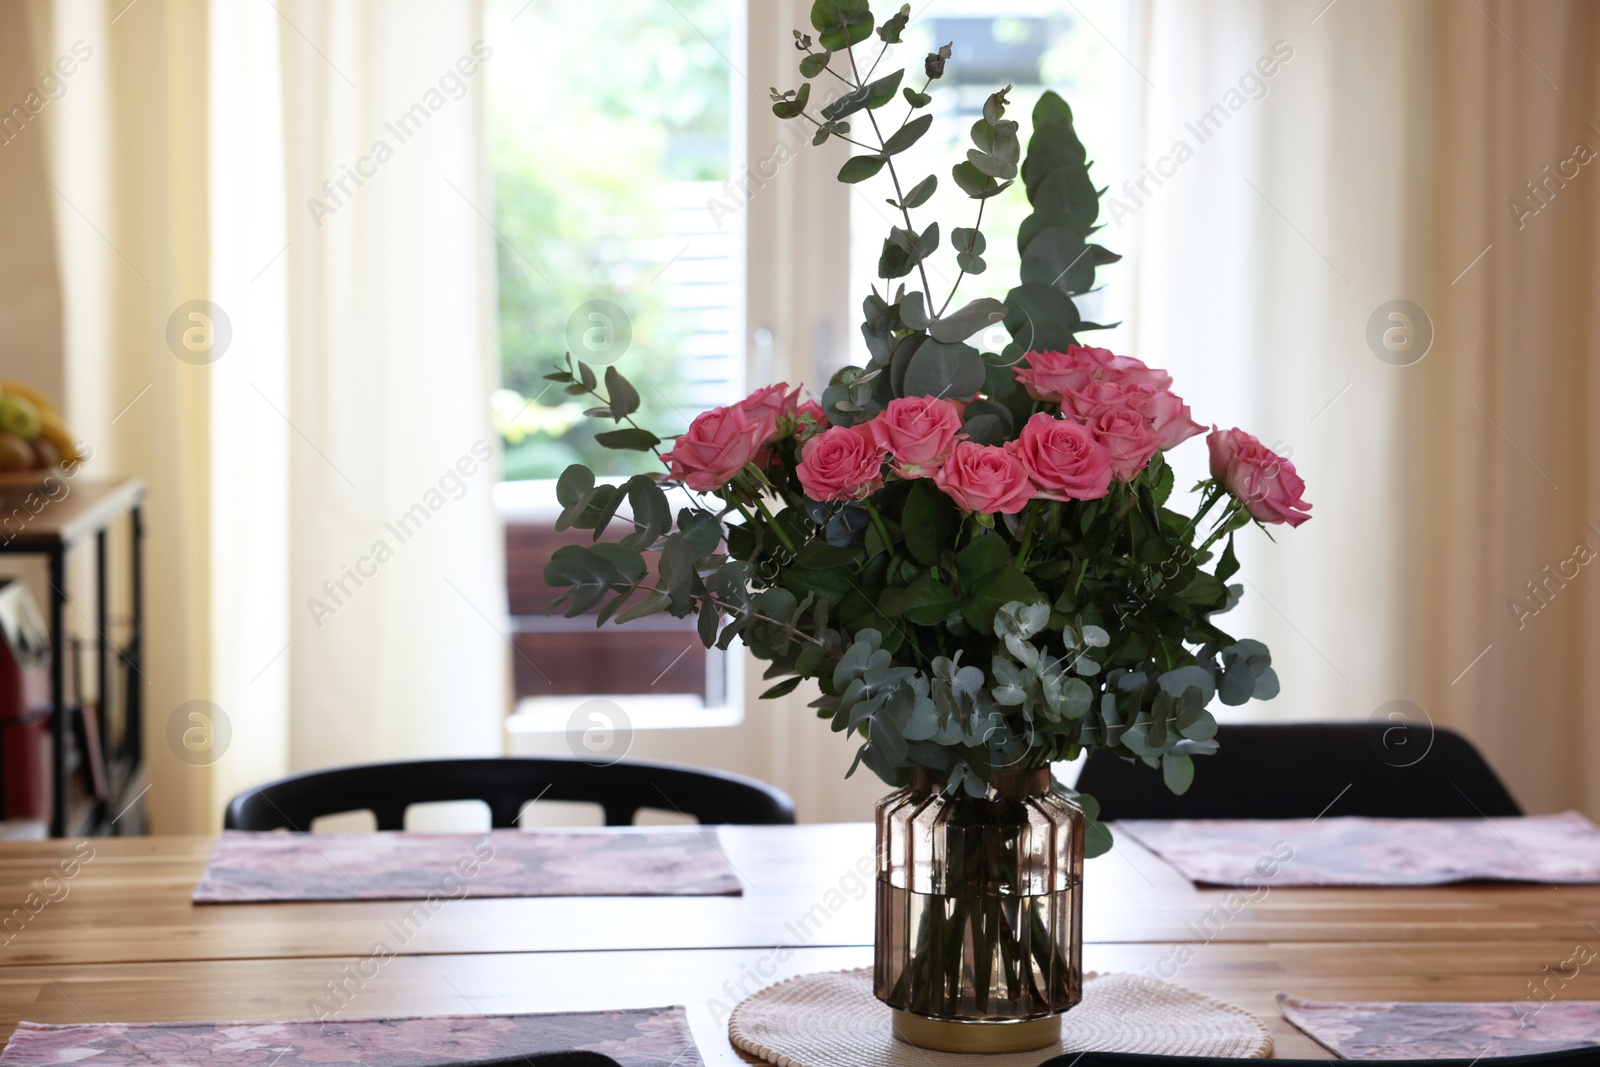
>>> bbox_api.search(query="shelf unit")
[0,477,145,837]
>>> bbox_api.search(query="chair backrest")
[224,757,796,831]
[1077,722,1520,821]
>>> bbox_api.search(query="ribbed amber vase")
[873,767,1084,1053]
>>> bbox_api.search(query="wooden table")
[0,825,1597,1061]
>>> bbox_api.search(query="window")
[487,0,743,728]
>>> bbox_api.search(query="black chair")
[1039,1049,1594,1067]
[1077,722,1521,821]
[224,756,795,831]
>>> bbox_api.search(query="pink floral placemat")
[193,828,741,902]
[0,1007,698,1066]
[1279,994,1600,1060]
[1115,811,1600,886]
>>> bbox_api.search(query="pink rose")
[797,424,885,502]
[663,405,770,492]
[1087,408,1164,482]
[1207,427,1312,527]
[1129,385,1205,450]
[1013,347,1101,402]
[794,399,829,443]
[934,441,1035,514]
[870,396,966,478]
[1100,354,1172,391]
[734,383,800,432]
[1062,378,1136,421]
[1014,413,1112,501]
[1014,345,1174,402]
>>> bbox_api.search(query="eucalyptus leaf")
[883,114,932,156]
[902,339,984,400]
[929,297,1006,343]
[838,154,887,183]
[900,173,937,208]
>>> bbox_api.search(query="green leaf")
[903,578,959,625]
[1002,282,1081,348]
[901,339,984,400]
[961,565,1041,633]
[761,676,805,699]
[594,427,661,451]
[770,81,811,120]
[589,542,646,586]
[877,237,913,280]
[799,51,831,78]
[1019,226,1095,292]
[615,589,672,624]
[901,482,956,565]
[620,476,671,550]
[658,532,696,616]
[956,533,1009,588]
[678,508,723,559]
[698,595,721,647]
[951,161,1014,200]
[959,412,1006,445]
[1162,752,1195,794]
[956,252,986,274]
[900,173,936,208]
[1033,165,1102,230]
[903,87,931,108]
[883,114,932,156]
[821,69,904,121]
[1216,534,1240,582]
[555,464,594,508]
[544,545,621,618]
[864,68,905,108]
[1177,572,1227,606]
[929,297,1006,343]
[951,227,986,255]
[981,351,1016,398]
[838,154,886,183]
[580,484,627,540]
[899,291,929,330]
[604,366,640,419]
[810,0,873,49]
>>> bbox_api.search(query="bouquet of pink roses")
[544,30,1308,852]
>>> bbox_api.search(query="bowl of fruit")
[0,382,80,486]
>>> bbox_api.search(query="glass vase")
[874,766,1084,1053]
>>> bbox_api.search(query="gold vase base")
[891,1008,1062,1054]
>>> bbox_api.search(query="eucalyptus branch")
[792,108,877,151]
[862,38,891,83]
[568,373,670,465]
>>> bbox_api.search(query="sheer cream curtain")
[1125,0,1600,814]
[31,0,505,833]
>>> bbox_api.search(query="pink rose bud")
[1207,427,1312,527]
[1015,413,1113,501]
[870,396,966,478]
[796,423,886,502]
[934,440,1036,514]
[1087,407,1164,483]
[663,404,772,492]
